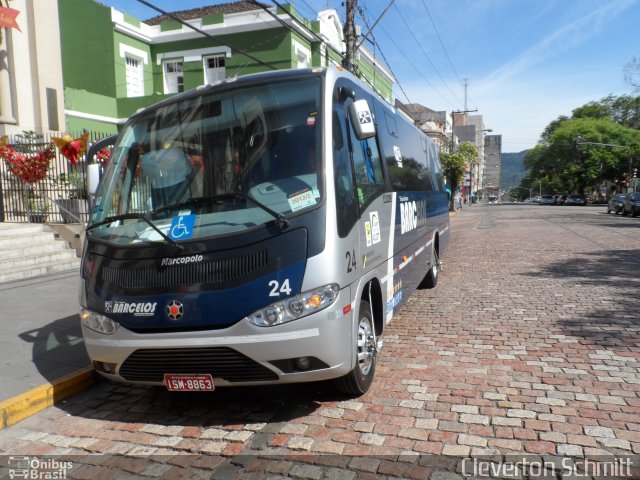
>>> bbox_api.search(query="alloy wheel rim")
[356,317,375,375]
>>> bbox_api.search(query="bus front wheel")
[334,300,376,396]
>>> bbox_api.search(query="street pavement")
[0,204,639,479]
[0,270,89,401]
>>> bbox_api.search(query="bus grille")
[119,347,279,383]
[102,249,268,289]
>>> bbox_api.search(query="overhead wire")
[250,0,328,46]
[367,14,453,109]
[419,0,462,87]
[136,0,278,71]
[417,0,477,110]
[390,3,462,107]
[356,6,417,116]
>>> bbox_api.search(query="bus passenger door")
[345,97,391,296]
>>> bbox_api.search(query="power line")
[370,17,454,109]
[419,0,462,86]
[391,3,462,107]
[136,0,278,71]
[356,7,416,115]
[355,0,396,51]
[252,0,327,46]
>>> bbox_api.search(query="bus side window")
[333,110,359,237]
[350,126,384,207]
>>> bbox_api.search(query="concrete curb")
[0,367,96,430]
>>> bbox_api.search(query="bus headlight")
[247,284,339,327]
[80,309,120,335]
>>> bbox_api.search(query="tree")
[624,57,640,92]
[523,118,640,196]
[441,141,478,211]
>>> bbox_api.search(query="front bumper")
[82,287,354,387]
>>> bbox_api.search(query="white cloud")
[480,0,636,92]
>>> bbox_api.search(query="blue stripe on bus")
[94,260,307,331]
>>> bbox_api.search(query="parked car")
[539,195,555,205]
[621,192,640,217]
[607,194,627,214]
[564,194,586,206]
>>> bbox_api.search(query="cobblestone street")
[1,205,639,479]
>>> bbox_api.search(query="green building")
[59,0,395,134]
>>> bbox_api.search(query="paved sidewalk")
[0,270,90,402]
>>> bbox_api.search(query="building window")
[125,55,144,98]
[293,41,310,69]
[164,61,184,94]
[204,55,226,84]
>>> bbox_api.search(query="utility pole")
[343,0,357,73]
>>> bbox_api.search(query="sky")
[99,0,640,153]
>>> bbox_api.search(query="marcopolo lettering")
[161,255,204,266]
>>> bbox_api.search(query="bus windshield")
[89,76,322,245]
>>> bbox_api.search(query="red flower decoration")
[1,142,55,184]
[52,132,88,165]
[95,146,112,166]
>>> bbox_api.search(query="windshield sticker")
[370,211,381,244]
[288,187,317,212]
[169,214,196,240]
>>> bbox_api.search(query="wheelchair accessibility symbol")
[169,214,196,240]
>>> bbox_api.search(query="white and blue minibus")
[80,66,449,396]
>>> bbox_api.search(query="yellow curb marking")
[0,366,96,430]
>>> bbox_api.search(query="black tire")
[633,208,639,218]
[334,300,376,396]
[422,243,439,289]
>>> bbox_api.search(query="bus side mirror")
[88,164,101,195]
[348,99,376,140]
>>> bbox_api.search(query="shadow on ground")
[18,314,90,383]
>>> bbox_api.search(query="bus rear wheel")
[334,300,376,396]
[423,243,439,288]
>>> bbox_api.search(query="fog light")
[93,361,117,374]
[295,357,311,371]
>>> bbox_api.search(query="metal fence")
[0,131,112,224]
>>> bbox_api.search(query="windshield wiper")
[86,213,184,250]
[154,193,289,229]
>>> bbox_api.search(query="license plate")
[164,373,215,391]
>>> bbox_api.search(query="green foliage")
[524,118,640,194]
[441,142,478,210]
[522,94,640,197]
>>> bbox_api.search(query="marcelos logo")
[399,199,427,234]
[106,301,157,316]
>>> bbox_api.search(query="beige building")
[0,0,65,136]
